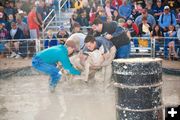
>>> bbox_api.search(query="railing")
[42,9,56,39]
[0,39,39,58]
[130,36,179,59]
[58,0,69,19]
[0,37,179,59]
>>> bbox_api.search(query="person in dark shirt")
[56,26,69,44]
[92,18,131,58]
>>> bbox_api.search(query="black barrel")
[112,58,163,120]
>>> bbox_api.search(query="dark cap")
[59,25,65,31]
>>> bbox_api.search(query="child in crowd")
[164,24,178,60]
[44,30,58,49]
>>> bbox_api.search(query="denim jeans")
[164,39,174,59]
[32,56,61,87]
[116,43,131,58]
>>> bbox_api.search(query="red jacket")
[123,23,139,36]
[111,0,122,7]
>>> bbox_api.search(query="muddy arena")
[0,58,179,120]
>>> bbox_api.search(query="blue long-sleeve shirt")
[118,3,132,19]
[36,45,80,75]
[135,14,156,27]
[158,13,177,29]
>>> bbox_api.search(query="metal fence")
[0,36,179,59]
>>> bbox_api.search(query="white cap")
[164,6,170,10]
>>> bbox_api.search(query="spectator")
[5,14,15,32]
[74,0,83,12]
[112,9,120,22]
[6,22,24,58]
[123,18,139,47]
[21,0,33,13]
[177,12,180,25]
[44,30,58,49]
[0,22,8,57]
[111,0,123,9]
[139,17,152,47]
[36,0,45,24]
[164,24,178,60]
[135,8,156,27]
[174,0,180,14]
[89,7,96,25]
[131,1,143,19]
[117,18,126,27]
[104,0,113,19]
[145,1,154,15]
[56,26,69,44]
[150,24,163,52]
[28,5,41,39]
[152,0,164,23]
[16,14,29,39]
[107,16,112,23]
[70,13,78,32]
[118,0,132,20]
[72,22,82,33]
[135,0,146,8]
[96,6,107,22]
[76,11,89,26]
[15,0,23,14]
[123,18,139,37]
[0,6,8,22]
[4,1,17,17]
[158,6,177,33]
[19,11,28,24]
[166,0,176,14]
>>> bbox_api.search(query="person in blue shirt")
[44,30,58,49]
[118,1,132,20]
[32,44,81,92]
[158,6,177,32]
[135,8,156,28]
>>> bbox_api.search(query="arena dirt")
[0,58,179,120]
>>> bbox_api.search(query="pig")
[70,46,105,82]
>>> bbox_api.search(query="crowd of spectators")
[70,0,180,60]
[0,0,58,58]
[0,0,180,60]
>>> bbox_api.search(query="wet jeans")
[116,43,131,58]
[32,56,61,87]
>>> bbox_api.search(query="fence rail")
[0,37,179,59]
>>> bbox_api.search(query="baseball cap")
[164,6,170,10]
[59,25,65,31]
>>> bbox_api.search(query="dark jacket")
[139,23,152,36]
[94,21,130,48]
[8,28,24,40]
